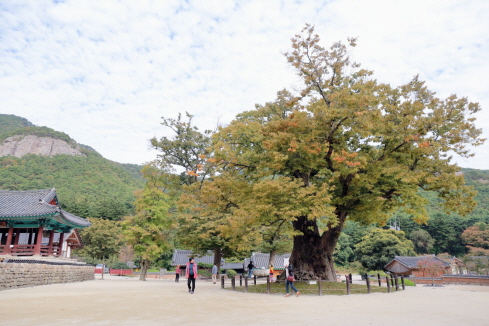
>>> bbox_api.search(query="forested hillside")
[0,114,145,220]
[334,168,489,268]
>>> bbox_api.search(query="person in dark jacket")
[247,261,256,278]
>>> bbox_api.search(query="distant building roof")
[171,249,224,266]
[385,255,450,270]
[222,262,244,270]
[245,252,291,270]
[0,188,91,229]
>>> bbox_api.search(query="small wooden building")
[385,255,451,277]
[0,188,91,257]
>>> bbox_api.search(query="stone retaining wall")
[0,262,94,291]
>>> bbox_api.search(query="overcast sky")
[1,0,488,169]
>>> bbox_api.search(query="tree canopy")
[355,229,415,270]
[204,24,484,280]
[122,186,172,280]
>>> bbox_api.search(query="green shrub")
[403,278,416,286]
[197,262,213,269]
[368,270,387,276]
[226,269,237,278]
[199,270,212,277]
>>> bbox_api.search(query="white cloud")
[0,0,488,169]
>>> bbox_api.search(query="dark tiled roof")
[59,210,91,227]
[0,188,58,217]
[386,255,450,269]
[0,188,91,228]
[222,262,244,270]
[245,252,291,270]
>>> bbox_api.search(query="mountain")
[0,114,145,220]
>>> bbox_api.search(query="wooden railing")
[0,244,62,256]
[10,245,36,256]
[40,245,61,257]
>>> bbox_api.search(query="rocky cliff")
[0,135,84,158]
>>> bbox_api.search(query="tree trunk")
[140,259,149,281]
[213,247,222,277]
[268,251,276,269]
[290,212,346,281]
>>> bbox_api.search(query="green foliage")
[122,186,173,279]
[355,229,416,270]
[150,112,212,186]
[197,262,213,269]
[333,233,355,266]
[409,229,435,254]
[0,114,33,132]
[75,218,123,260]
[199,270,212,277]
[0,152,144,220]
[403,279,416,286]
[463,255,489,274]
[226,269,237,278]
[350,261,367,275]
[422,213,469,256]
[0,126,75,144]
[367,270,387,276]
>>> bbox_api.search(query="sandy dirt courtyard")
[0,276,488,326]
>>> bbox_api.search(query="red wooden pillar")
[13,230,20,245]
[47,230,55,256]
[33,226,44,255]
[4,227,14,254]
[58,232,65,257]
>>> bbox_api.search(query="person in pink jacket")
[186,258,198,294]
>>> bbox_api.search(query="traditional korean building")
[384,255,451,277]
[0,188,91,257]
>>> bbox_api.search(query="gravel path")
[0,275,487,325]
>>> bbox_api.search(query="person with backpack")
[284,264,300,297]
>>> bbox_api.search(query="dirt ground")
[0,275,488,326]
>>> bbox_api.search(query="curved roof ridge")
[60,210,92,227]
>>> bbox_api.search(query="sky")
[1,0,488,169]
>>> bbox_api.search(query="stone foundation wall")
[0,262,94,291]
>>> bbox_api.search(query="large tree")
[75,218,123,262]
[121,186,172,281]
[151,113,239,270]
[210,25,484,280]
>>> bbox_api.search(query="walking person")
[247,261,256,279]
[175,265,181,283]
[186,258,198,294]
[269,264,274,282]
[212,263,218,284]
[284,264,300,297]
